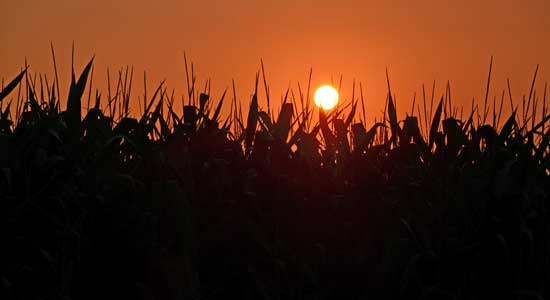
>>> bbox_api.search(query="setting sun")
[314,85,339,110]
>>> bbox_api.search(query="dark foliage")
[1,58,549,300]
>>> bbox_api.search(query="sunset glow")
[314,85,339,110]
[3,1,550,298]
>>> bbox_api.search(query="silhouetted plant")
[1,53,548,300]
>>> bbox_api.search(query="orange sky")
[1,0,549,122]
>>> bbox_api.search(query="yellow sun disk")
[314,85,339,110]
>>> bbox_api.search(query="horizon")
[2,0,550,121]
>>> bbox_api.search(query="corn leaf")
[0,68,27,103]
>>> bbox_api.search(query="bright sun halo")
[314,85,339,110]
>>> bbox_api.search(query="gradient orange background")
[1,0,549,121]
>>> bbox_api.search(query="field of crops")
[1,53,549,300]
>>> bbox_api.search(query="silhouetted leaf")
[429,96,444,148]
[334,118,350,154]
[139,80,165,125]
[258,111,273,132]
[365,122,386,146]
[67,56,94,130]
[244,76,259,156]
[351,123,367,150]
[27,85,41,113]
[499,110,517,140]
[388,93,399,145]
[274,102,293,141]
[212,88,227,123]
[344,102,357,129]
[199,92,209,115]
[535,129,550,160]
[244,95,258,144]
[528,113,550,135]
[0,68,27,103]
[319,109,335,152]
[183,105,197,131]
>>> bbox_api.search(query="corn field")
[1,53,549,300]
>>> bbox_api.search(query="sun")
[314,85,339,110]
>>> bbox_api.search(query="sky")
[1,0,549,121]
